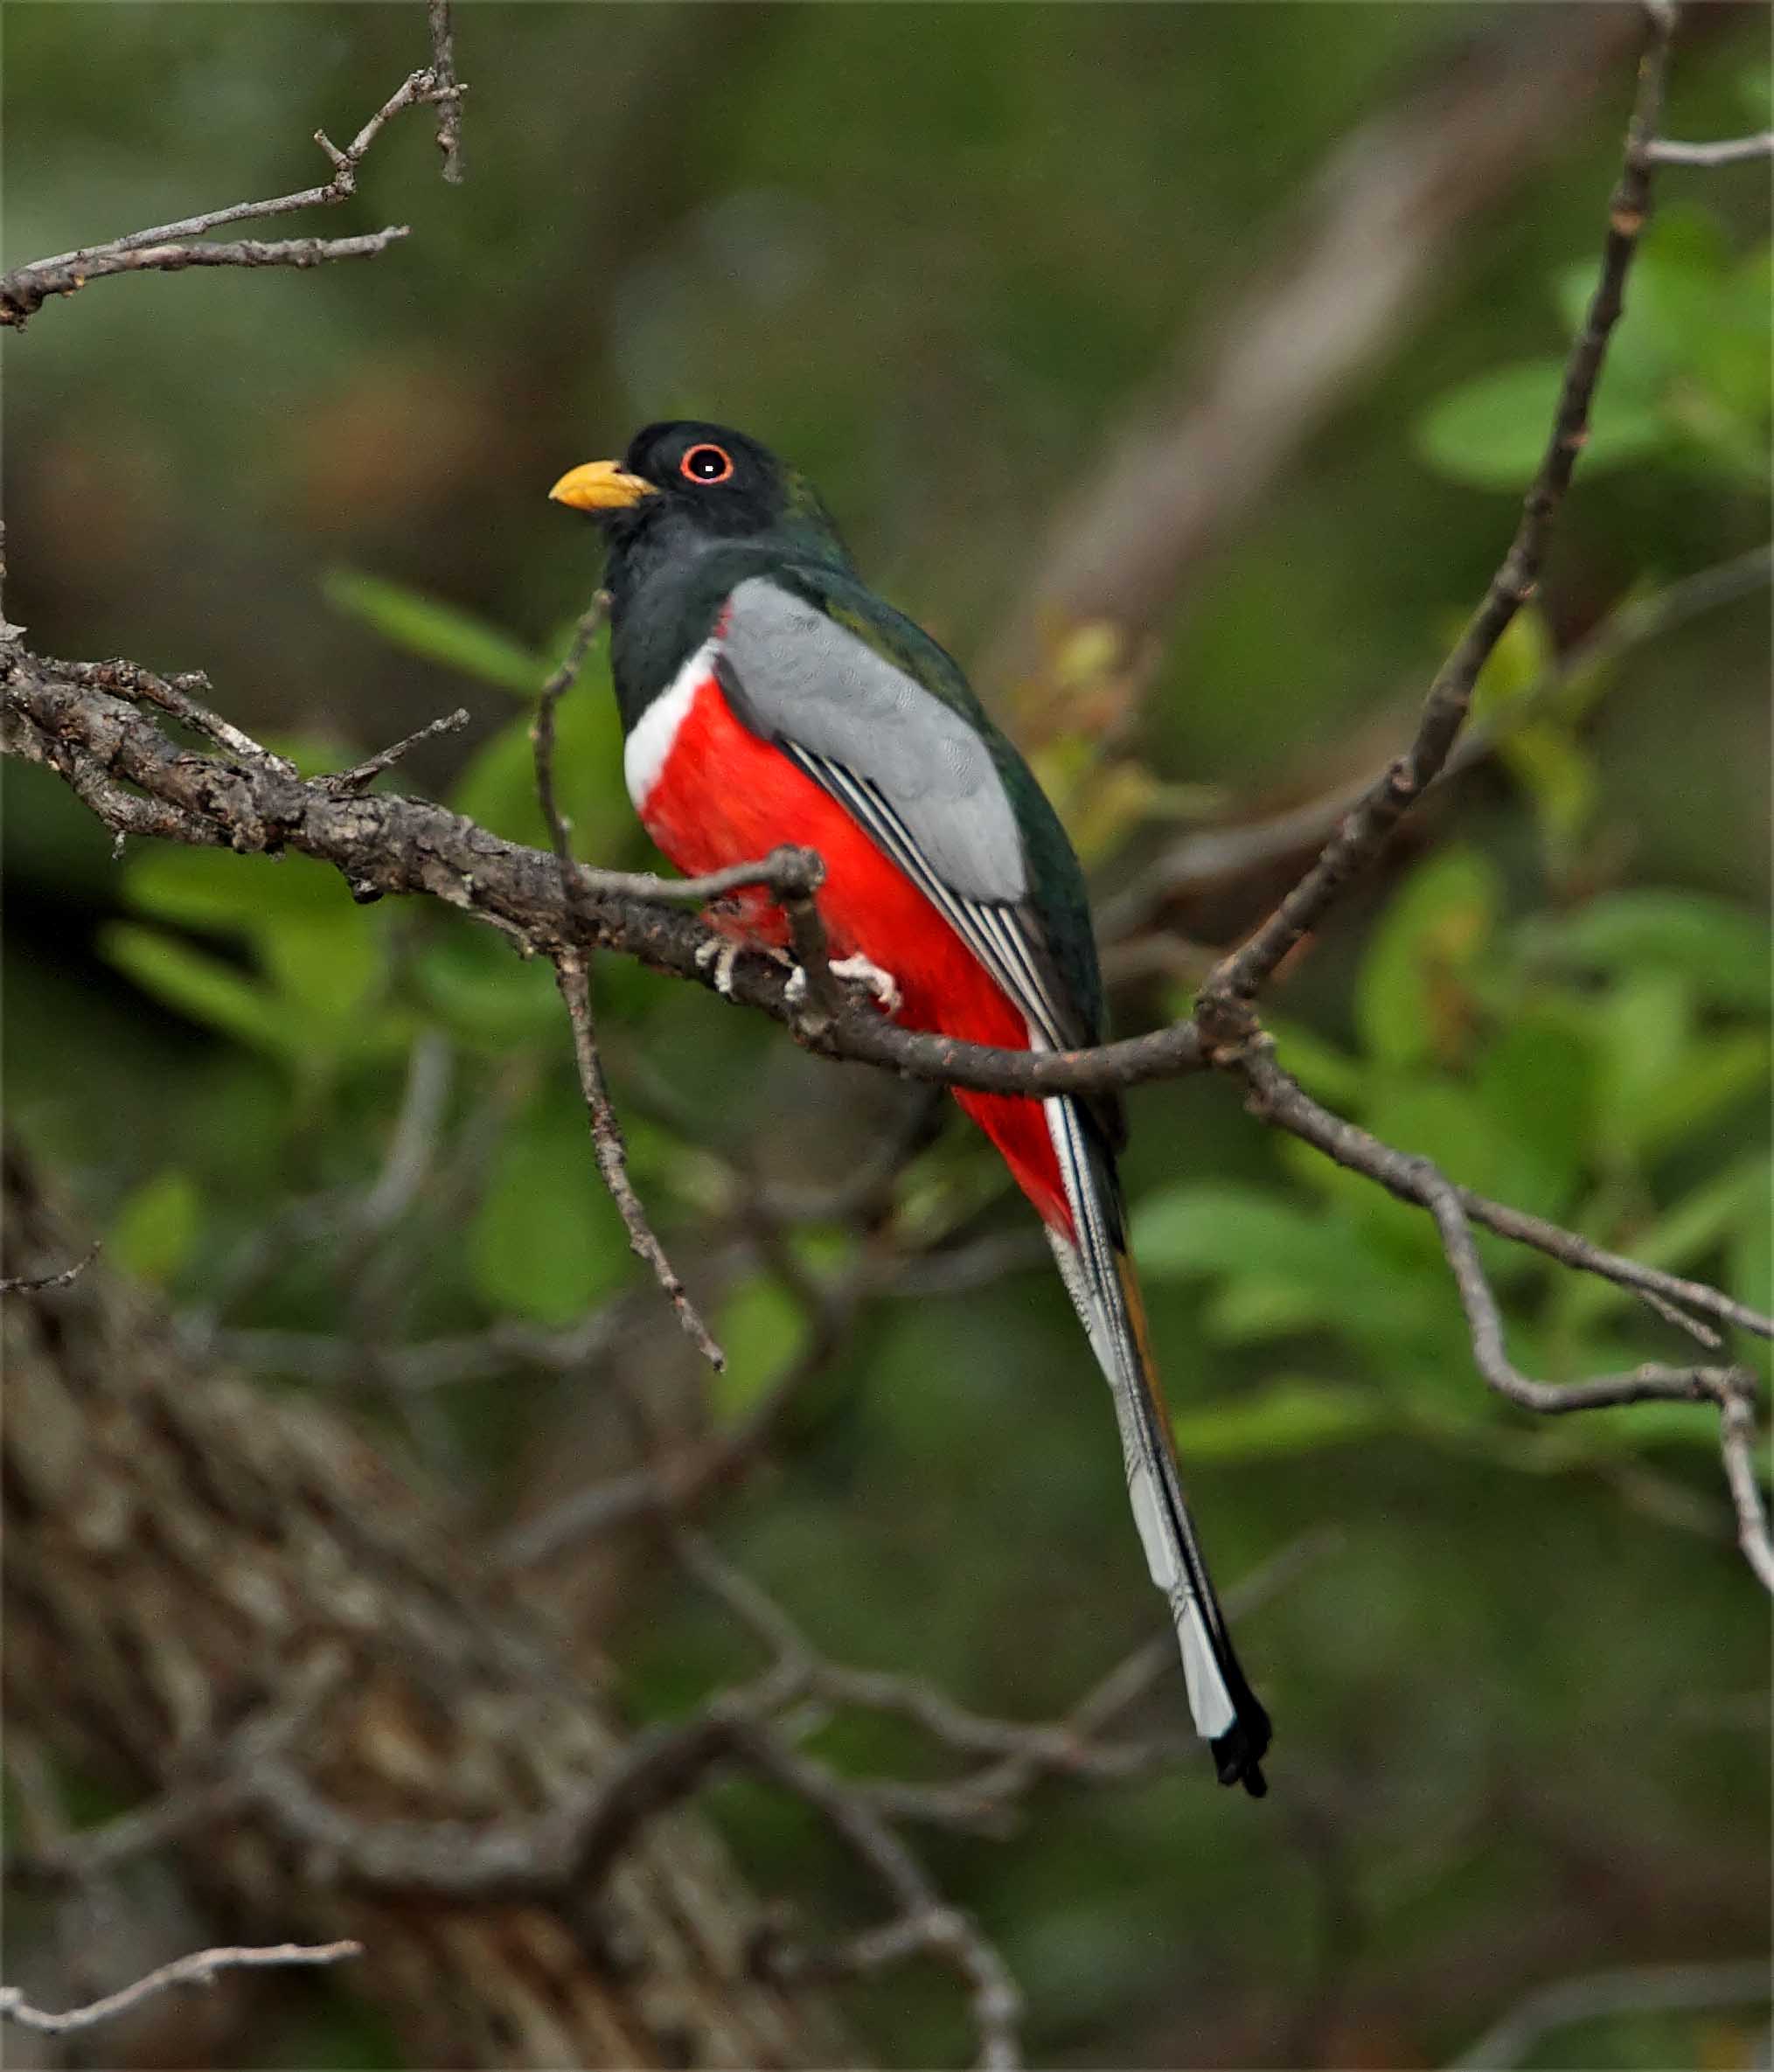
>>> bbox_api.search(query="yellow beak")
[548,459,657,512]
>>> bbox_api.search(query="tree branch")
[534,597,727,1367]
[0,1942,363,2036]
[426,0,468,183]
[0,59,459,329]
[1647,131,1773,165]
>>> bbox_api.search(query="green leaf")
[1730,1172,1772,1379]
[1522,891,1771,1015]
[261,915,386,1039]
[1499,722,1599,866]
[1354,846,1502,1073]
[468,1107,626,1325]
[1133,1183,1355,1282]
[1627,1032,1771,1163]
[1168,1380,1391,1461]
[122,845,347,932]
[109,1170,200,1286]
[1468,608,1601,863]
[101,922,302,1060]
[323,569,545,695]
[1362,1077,1510,1213]
[1593,970,1695,1154]
[1416,360,1666,490]
[1134,1181,1447,1352]
[1470,603,1557,713]
[712,1275,808,1422]
[1474,1007,1597,1222]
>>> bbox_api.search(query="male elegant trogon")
[551,421,1272,1794]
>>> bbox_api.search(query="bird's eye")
[679,443,734,484]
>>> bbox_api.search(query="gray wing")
[718,575,1082,1049]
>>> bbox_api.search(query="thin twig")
[1716,1387,1774,1594]
[741,1726,1025,2071]
[2,66,450,328]
[0,1943,363,2035]
[1197,10,1675,1019]
[319,707,470,796]
[66,659,296,773]
[426,0,467,183]
[1423,1171,1756,1417]
[0,1242,99,1297]
[534,598,725,1369]
[1,233,408,314]
[1647,132,1773,165]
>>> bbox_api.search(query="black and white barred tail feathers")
[1042,1095,1272,1795]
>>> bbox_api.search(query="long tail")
[1041,1093,1273,1796]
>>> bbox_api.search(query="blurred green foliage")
[4,5,1770,2069]
[1418,207,1773,491]
[1139,847,1770,1478]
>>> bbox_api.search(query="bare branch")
[0,65,455,328]
[1235,1043,1772,1591]
[1717,1387,1774,1595]
[426,0,468,183]
[7,636,1217,1092]
[0,1242,99,1297]
[1647,131,1773,165]
[0,1942,363,2036]
[1424,1174,1757,1419]
[1,232,408,319]
[535,597,726,1368]
[318,706,470,796]
[1197,10,1676,1019]
[742,1726,1025,2072]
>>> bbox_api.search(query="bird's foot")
[694,935,743,999]
[828,952,901,1014]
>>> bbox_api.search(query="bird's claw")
[829,952,901,1013]
[695,935,742,999]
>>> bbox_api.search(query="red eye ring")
[679,442,734,485]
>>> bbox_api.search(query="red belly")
[638,674,1069,1232]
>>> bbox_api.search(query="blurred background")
[4,4,1770,2068]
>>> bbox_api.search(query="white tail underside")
[1042,1097,1239,1745]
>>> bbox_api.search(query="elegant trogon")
[551,421,1272,1794]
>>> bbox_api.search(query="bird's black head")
[549,421,846,564]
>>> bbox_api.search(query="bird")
[551,421,1272,1794]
